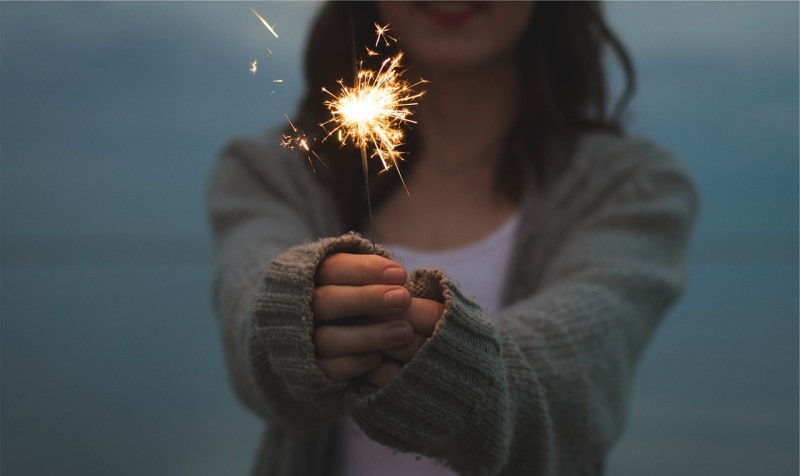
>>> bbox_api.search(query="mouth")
[415,1,488,28]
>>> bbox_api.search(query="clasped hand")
[312,253,444,392]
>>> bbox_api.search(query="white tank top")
[342,212,520,476]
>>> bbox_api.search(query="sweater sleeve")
[207,133,346,430]
[346,144,698,475]
[250,233,403,429]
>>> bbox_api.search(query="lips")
[415,1,488,28]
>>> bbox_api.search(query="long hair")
[289,1,635,231]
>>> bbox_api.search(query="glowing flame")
[322,52,425,178]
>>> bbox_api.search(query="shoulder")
[212,127,330,198]
[570,132,687,180]
[550,132,696,197]
[209,128,339,227]
[536,132,699,222]
[218,127,302,179]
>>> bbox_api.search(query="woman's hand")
[312,253,444,386]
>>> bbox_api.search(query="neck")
[411,56,522,171]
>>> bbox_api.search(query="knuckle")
[310,288,326,316]
[359,287,379,313]
[312,285,343,320]
[367,324,386,349]
[315,258,333,284]
[312,327,333,355]
[318,357,344,381]
[358,255,372,277]
[361,254,390,281]
[328,359,348,381]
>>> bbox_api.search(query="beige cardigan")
[207,131,697,475]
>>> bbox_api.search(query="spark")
[322,52,425,184]
[266,48,273,56]
[281,114,326,173]
[249,59,258,75]
[272,79,283,83]
[374,23,396,47]
[365,46,379,57]
[251,8,279,38]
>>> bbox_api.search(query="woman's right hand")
[312,253,443,383]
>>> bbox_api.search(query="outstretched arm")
[346,142,698,475]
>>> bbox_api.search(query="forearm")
[208,134,347,428]
[212,219,325,425]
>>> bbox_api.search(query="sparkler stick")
[350,4,376,253]
[360,146,376,251]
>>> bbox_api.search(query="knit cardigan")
[207,130,698,476]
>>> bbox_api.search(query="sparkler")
[320,25,425,249]
[258,14,423,250]
[322,52,424,182]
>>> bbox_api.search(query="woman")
[208,2,697,475]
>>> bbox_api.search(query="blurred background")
[1,2,796,475]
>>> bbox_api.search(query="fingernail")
[385,324,410,343]
[383,267,406,284]
[384,289,407,309]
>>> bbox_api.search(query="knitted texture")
[251,234,390,407]
[349,266,509,475]
[207,130,698,475]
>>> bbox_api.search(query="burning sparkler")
[320,23,425,250]
[264,17,424,250]
[322,51,425,189]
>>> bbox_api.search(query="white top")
[342,212,520,476]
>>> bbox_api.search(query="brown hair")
[289,1,635,231]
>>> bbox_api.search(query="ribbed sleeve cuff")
[249,233,392,404]
[348,268,511,475]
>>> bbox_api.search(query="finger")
[313,320,413,357]
[316,353,383,382]
[364,360,403,389]
[383,332,427,362]
[367,297,444,336]
[316,253,407,286]
[312,285,410,321]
